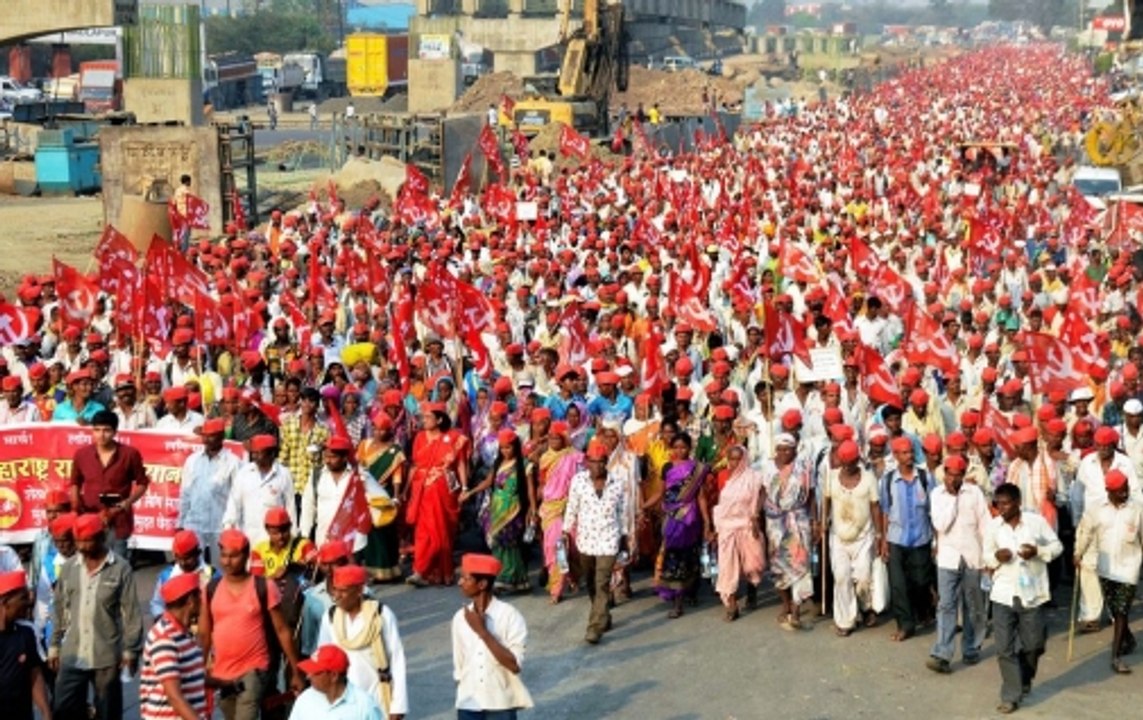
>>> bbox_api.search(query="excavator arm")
[557,0,628,101]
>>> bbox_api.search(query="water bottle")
[523,521,536,544]
[556,537,570,574]
[708,542,719,581]
[811,547,820,578]
[1018,561,1034,593]
[616,549,630,567]
[980,572,993,593]
[700,544,712,579]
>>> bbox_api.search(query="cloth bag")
[871,556,890,613]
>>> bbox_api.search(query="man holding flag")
[300,435,386,554]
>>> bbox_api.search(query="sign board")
[964,182,982,198]
[516,201,538,221]
[1093,16,1127,32]
[792,346,844,383]
[28,27,122,46]
[419,34,452,60]
[115,0,139,25]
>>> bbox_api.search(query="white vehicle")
[662,56,696,72]
[1073,165,1122,208]
[0,76,43,104]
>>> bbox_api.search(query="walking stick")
[819,505,828,616]
[1067,573,1081,662]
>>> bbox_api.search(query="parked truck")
[204,53,262,110]
[346,33,409,98]
[78,60,122,113]
[255,52,305,95]
[283,51,347,100]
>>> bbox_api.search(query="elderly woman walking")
[763,433,817,630]
[712,444,766,621]
[656,432,711,619]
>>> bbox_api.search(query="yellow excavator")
[513,0,630,137]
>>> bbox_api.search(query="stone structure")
[0,0,137,45]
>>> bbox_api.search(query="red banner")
[0,425,243,549]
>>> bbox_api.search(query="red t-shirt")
[209,576,280,681]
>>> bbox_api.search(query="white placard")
[964,182,982,198]
[791,346,844,383]
[516,201,538,221]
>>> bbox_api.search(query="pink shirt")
[210,576,280,681]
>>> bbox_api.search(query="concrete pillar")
[124,77,204,125]
[7,45,32,84]
[50,44,72,78]
[462,0,478,13]
[494,50,538,77]
[508,0,525,15]
[408,57,463,112]
[416,0,431,15]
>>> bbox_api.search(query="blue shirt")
[879,466,934,549]
[586,392,634,424]
[51,399,106,422]
[288,683,382,720]
[544,393,582,421]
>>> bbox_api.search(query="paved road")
[117,562,1141,720]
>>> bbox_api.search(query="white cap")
[1126,399,1143,415]
[1069,387,1095,402]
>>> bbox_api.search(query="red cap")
[1046,418,1067,435]
[781,409,802,430]
[1095,426,1120,446]
[944,455,967,474]
[45,487,71,508]
[332,564,368,588]
[945,431,967,450]
[461,553,503,577]
[823,407,844,426]
[497,429,518,446]
[75,513,104,540]
[972,428,993,446]
[712,405,735,421]
[250,434,278,452]
[890,436,912,453]
[531,407,551,423]
[922,433,942,454]
[1106,469,1129,491]
[586,440,609,460]
[829,424,854,442]
[1011,427,1039,445]
[0,570,27,597]
[550,420,570,436]
[49,512,76,537]
[200,418,226,435]
[382,390,403,407]
[298,645,350,676]
[837,440,859,463]
[326,435,354,453]
[172,328,194,345]
[264,506,291,527]
[219,528,249,552]
[171,530,200,557]
[317,540,351,564]
[162,387,188,402]
[596,372,620,386]
[160,573,201,605]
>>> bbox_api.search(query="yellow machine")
[514,0,629,137]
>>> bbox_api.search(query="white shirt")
[155,410,205,433]
[222,462,296,545]
[0,402,41,425]
[317,602,407,718]
[451,598,533,712]
[1074,452,1143,521]
[983,512,1063,608]
[300,466,384,552]
[930,482,992,570]
[563,470,628,557]
[1076,500,1143,585]
[179,447,242,537]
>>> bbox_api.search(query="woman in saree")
[566,402,591,451]
[656,432,711,619]
[405,402,469,587]
[340,387,368,446]
[641,419,677,579]
[461,429,532,593]
[356,413,405,582]
[432,375,471,435]
[537,421,583,603]
[762,433,817,630]
[474,400,510,479]
[712,444,766,622]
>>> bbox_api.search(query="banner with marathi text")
[0,424,244,550]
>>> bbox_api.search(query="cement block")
[98,125,222,240]
[408,58,465,113]
[494,51,539,77]
[123,77,205,127]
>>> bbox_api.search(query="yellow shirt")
[251,536,316,579]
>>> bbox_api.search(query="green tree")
[205,8,336,56]
[748,0,788,28]
[988,0,1075,30]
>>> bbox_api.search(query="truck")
[203,53,262,111]
[455,34,493,86]
[78,60,122,113]
[0,76,43,104]
[255,52,305,95]
[283,51,347,100]
[346,33,409,98]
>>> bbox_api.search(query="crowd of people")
[0,41,1140,718]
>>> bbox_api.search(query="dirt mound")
[526,122,623,168]
[450,72,525,113]
[615,66,744,116]
[328,155,404,207]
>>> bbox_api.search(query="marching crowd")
[0,41,1141,719]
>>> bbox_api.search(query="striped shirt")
[139,614,206,720]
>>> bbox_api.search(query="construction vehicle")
[346,33,409,98]
[513,0,630,137]
[1084,88,1143,184]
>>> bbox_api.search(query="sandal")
[864,610,878,628]
[779,614,797,632]
[996,702,1018,715]
[668,607,683,619]
[1112,658,1132,674]
[745,585,758,610]
[1078,621,1101,634]
[724,608,740,622]
[835,626,852,637]
[889,630,912,642]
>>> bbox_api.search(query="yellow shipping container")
[346,33,410,98]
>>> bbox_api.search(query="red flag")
[93,224,138,267]
[404,164,430,196]
[981,397,1015,458]
[499,94,515,119]
[1060,310,1110,377]
[778,239,821,284]
[849,236,880,278]
[450,152,473,209]
[140,275,171,350]
[146,236,211,306]
[327,179,340,208]
[456,280,496,336]
[482,183,517,225]
[668,270,717,333]
[230,188,246,231]
[854,343,900,405]
[903,305,958,374]
[558,304,589,367]
[559,124,591,160]
[511,129,530,160]
[167,200,188,241]
[684,240,711,299]
[194,292,231,347]
[415,264,458,338]
[367,255,391,306]
[640,331,668,396]
[324,467,372,546]
[870,263,913,312]
[611,125,625,154]
[1021,332,1084,394]
[53,258,99,330]
[0,302,36,344]
[765,305,812,368]
[477,124,504,179]
[391,281,415,391]
[184,193,211,230]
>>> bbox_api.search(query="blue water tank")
[35,129,102,195]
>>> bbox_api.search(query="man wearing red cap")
[149,529,217,620]
[301,435,384,552]
[200,529,305,717]
[51,369,105,423]
[223,434,295,545]
[452,553,532,717]
[823,438,881,636]
[1075,469,1143,675]
[111,375,156,430]
[70,409,148,559]
[138,572,207,720]
[280,387,332,509]
[50,513,144,720]
[926,454,991,674]
[0,374,40,424]
[0,569,52,720]
[156,386,204,432]
[317,564,407,718]
[299,540,363,656]
[178,417,241,564]
[290,644,382,720]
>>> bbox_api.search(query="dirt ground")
[0,194,103,296]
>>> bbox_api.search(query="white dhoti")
[1079,543,1104,623]
[830,530,874,631]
